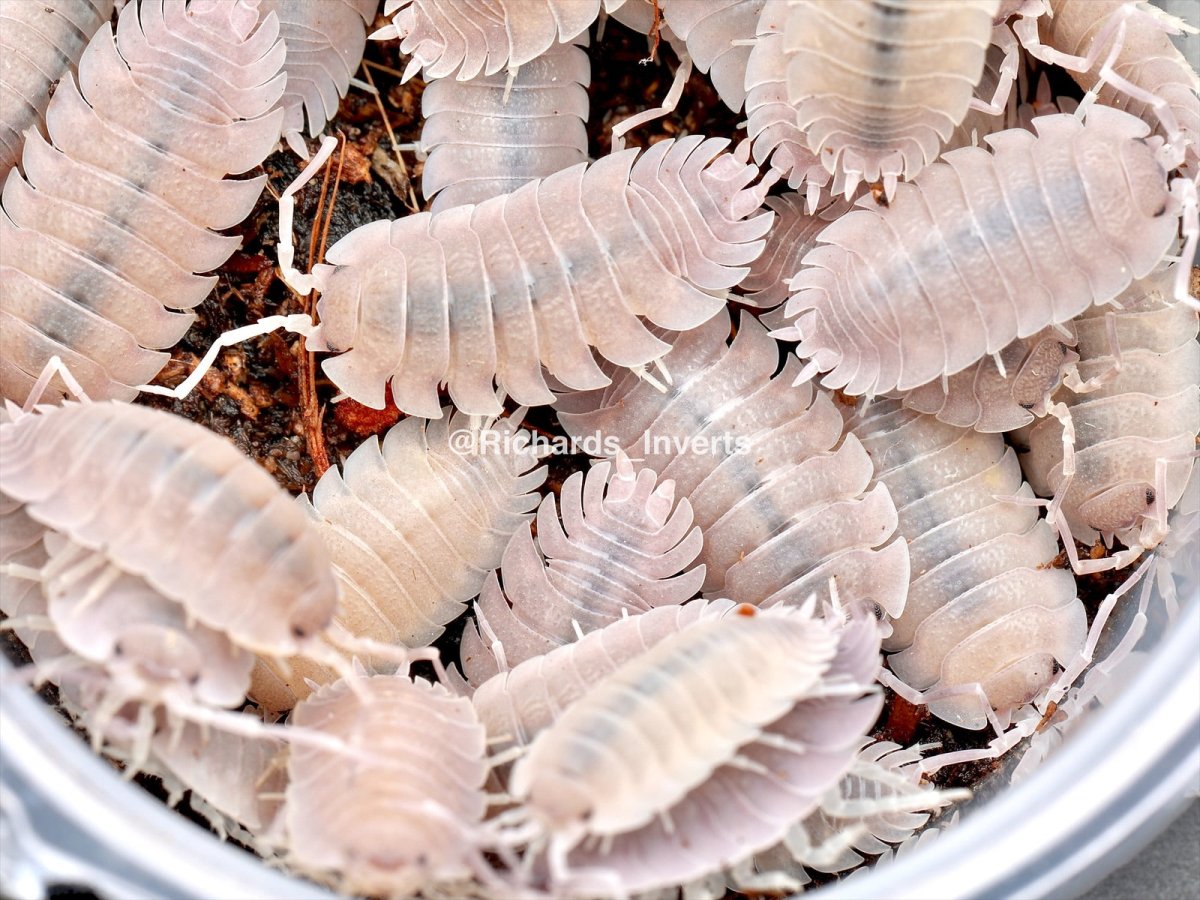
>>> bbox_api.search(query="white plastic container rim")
[1,584,1196,900]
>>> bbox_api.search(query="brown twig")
[360,61,421,212]
[647,0,663,63]
[298,135,345,478]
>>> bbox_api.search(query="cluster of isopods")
[1,0,1197,897]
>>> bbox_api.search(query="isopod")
[251,409,545,712]
[478,600,881,895]
[458,451,704,687]
[0,0,114,178]
[276,672,494,896]
[1014,0,1200,171]
[0,0,286,405]
[280,136,773,417]
[846,399,1086,730]
[262,0,380,157]
[782,0,1014,198]
[556,310,910,622]
[1021,265,1200,572]
[776,106,1198,400]
[419,38,590,211]
[376,0,615,82]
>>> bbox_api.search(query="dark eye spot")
[1020,402,1036,410]
[1146,488,1156,505]
[291,624,308,638]
[1153,203,1167,217]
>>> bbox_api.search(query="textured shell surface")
[0,401,338,656]
[261,0,379,156]
[306,136,772,417]
[556,309,910,622]
[744,0,829,195]
[419,37,589,212]
[458,452,704,687]
[0,0,115,177]
[0,0,286,405]
[783,0,1001,193]
[382,0,615,80]
[483,602,882,894]
[1023,266,1200,549]
[251,410,545,712]
[1035,0,1200,169]
[143,723,285,835]
[284,673,488,896]
[780,107,1180,397]
[737,740,962,889]
[737,190,850,314]
[899,327,1079,432]
[847,399,1086,729]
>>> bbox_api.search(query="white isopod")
[478,600,882,895]
[846,399,1086,730]
[776,106,1198,400]
[420,38,590,212]
[1022,265,1200,573]
[458,451,704,687]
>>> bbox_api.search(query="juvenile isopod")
[458,451,704,687]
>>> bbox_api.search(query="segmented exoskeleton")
[0,0,114,177]
[288,137,773,418]
[0,401,338,657]
[731,741,967,894]
[419,38,589,212]
[1015,0,1200,171]
[261,0,379,157]
[899,328,1079,432]
[744,0,830,203]
[251,410,544,712]
[278,673,493,897]
[782,0,1010,198]
[377,0,618,81]
[776,107,1196,399]
[659,0,763,113]
[477,600,882,896]
[846,399,1086,730]
[737,191,849,316]
[0,0,286,405]
[556,310,910,622]
[458,452,703,687]
[1022,266,1200,573]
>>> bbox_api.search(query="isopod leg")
[136,314,320,402]
[20,355,91,412]
[1170,177,1200,309]
[609,53,692,153]
[277,134,340,295]
[969,25,1019,116]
